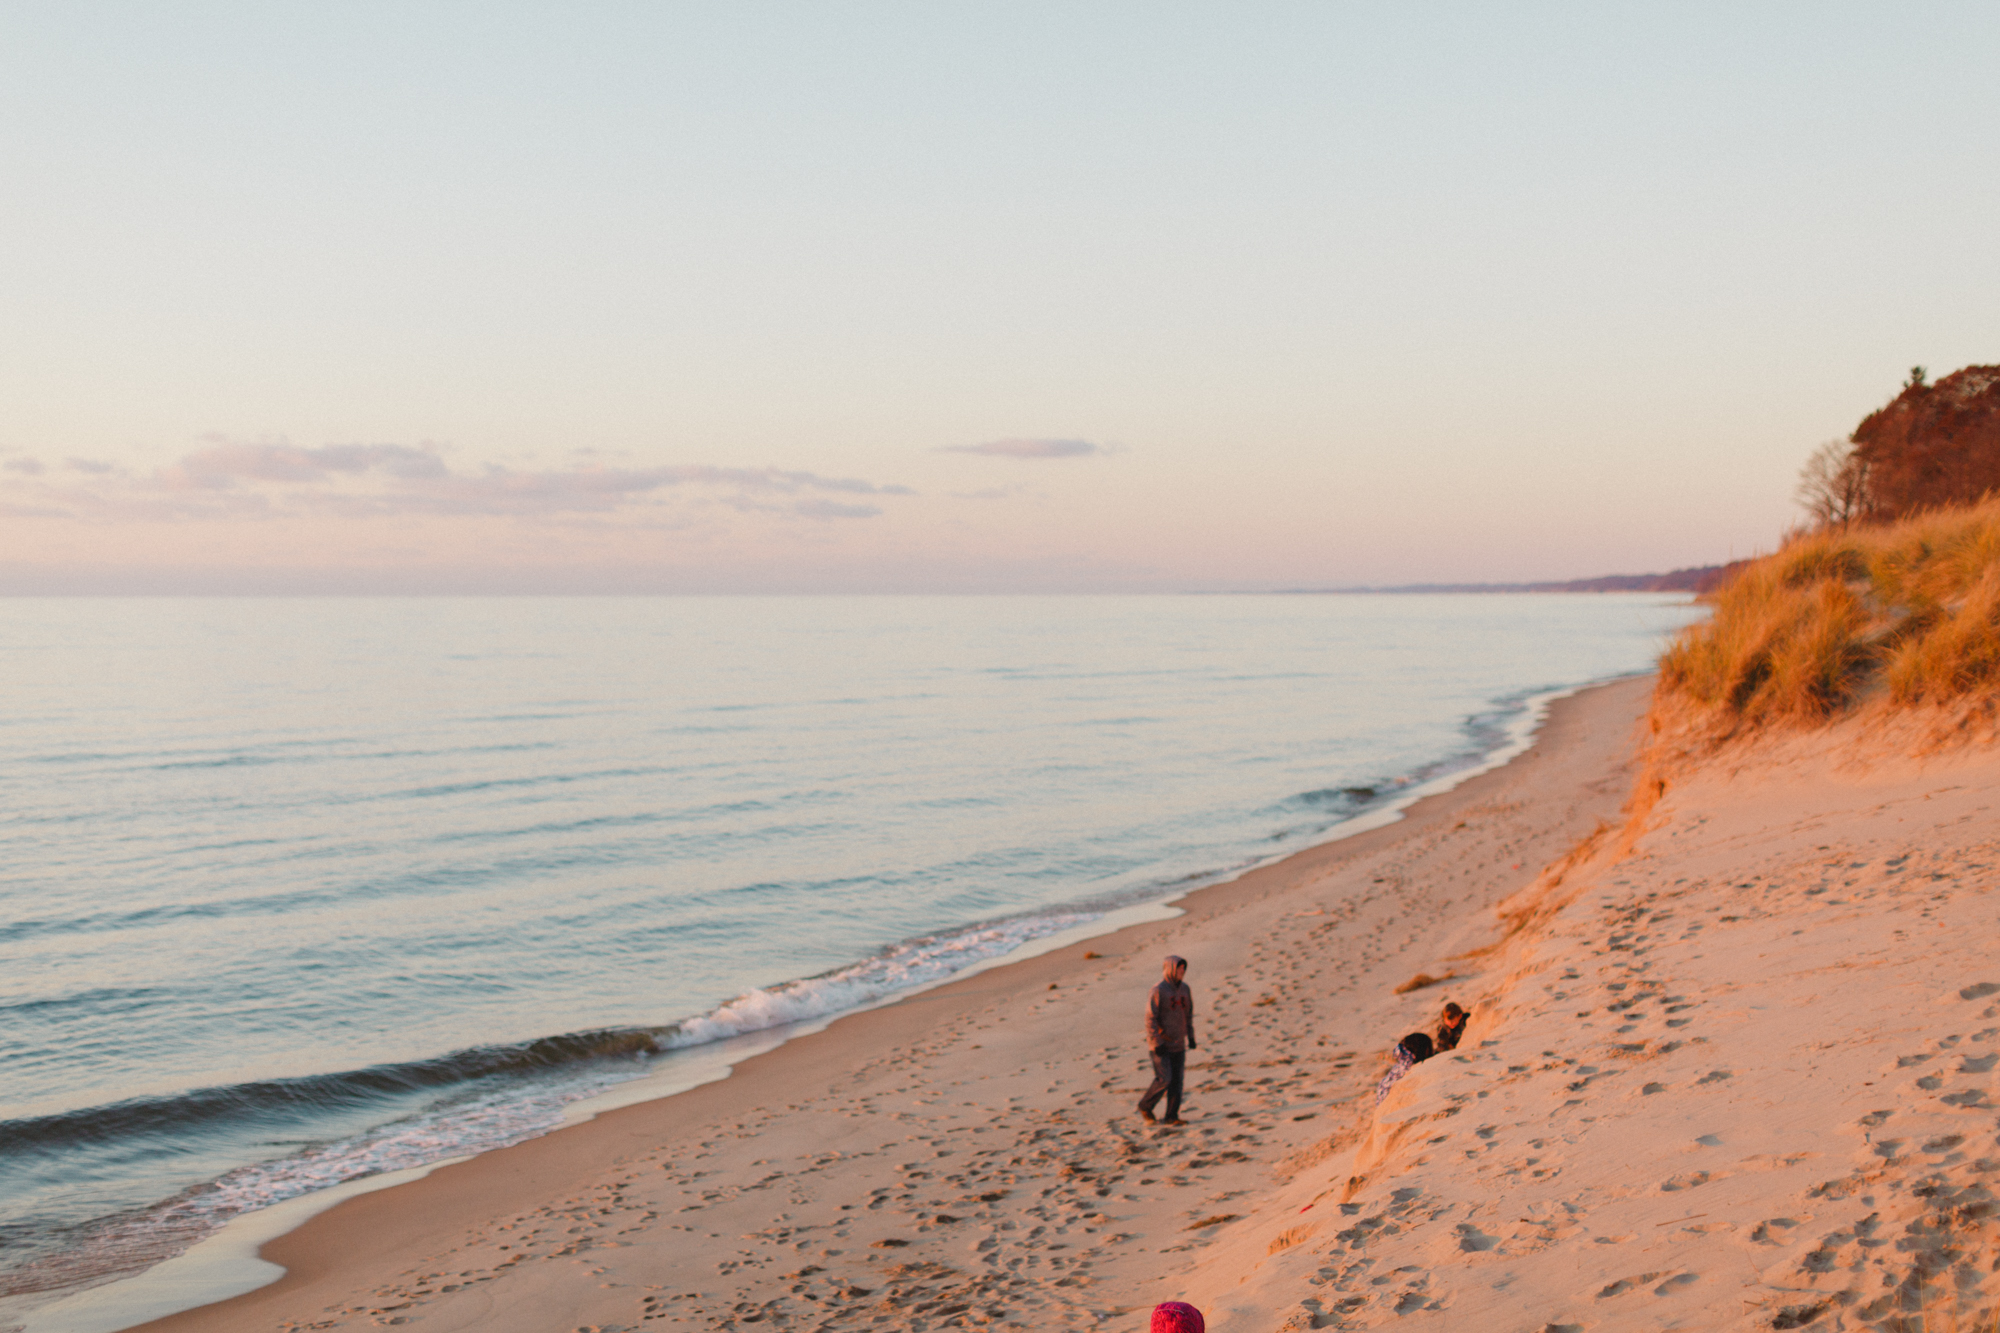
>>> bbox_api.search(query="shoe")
[1138,1106,1157,1122]
[1161,1116,1185,1125]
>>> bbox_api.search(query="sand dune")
[122,674,2000,1332]
[1187,711,2000,1331]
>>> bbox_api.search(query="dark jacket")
[1146,979,1196,1052]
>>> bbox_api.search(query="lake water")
[0,593,1701,1316]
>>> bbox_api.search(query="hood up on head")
[1162,954,1187,979]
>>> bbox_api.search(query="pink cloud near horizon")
[0,440,914,524]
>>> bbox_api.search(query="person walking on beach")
[1139,954,1196,1124]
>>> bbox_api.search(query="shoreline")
[9,670,1575,1258]
[92,673,1653,1333]
[14,675,1613,1333]
[15,676,1648,1328]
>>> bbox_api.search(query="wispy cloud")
[2,457,44,475]
[792,499,882,519]
[2,439,913,524]
[942,438,1100,459]
[161,441,449,489]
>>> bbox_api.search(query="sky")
[2,3,1996,594]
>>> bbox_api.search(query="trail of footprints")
[1271,836,2000,1331]
[287,1071,1346,1331]
[1751,1009,2000,1331]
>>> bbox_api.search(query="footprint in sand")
[1748,1217,1801,1244]
[1453,1223,1499,1252]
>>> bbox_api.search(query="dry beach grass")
[1660,496,2000,726]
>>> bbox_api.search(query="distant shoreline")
[1272,560,1745,595]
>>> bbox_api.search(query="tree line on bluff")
[1798,363,2000,528]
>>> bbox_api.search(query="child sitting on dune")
[1435,1001,1469,1052]
[1375,1030,1434,1102]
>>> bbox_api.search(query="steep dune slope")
[1187,719,2000,1332]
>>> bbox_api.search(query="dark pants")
[1139,1048,1186,1120]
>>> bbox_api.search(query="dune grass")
[1659,496,2000,726]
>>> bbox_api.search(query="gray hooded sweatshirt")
[1145,955,1196,1052]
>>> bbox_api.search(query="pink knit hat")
[1151,1301,1205,1333]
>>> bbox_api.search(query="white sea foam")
[24,1061,641,1303]
[664,910,1096,1047]
[23,901,1109,1310]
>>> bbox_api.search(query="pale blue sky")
[1,4,1994,592]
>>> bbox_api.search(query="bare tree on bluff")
[1795,438,1871,529]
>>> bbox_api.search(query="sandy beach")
[118,671,2000,1331]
